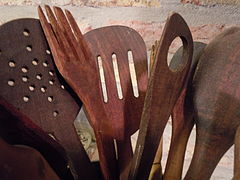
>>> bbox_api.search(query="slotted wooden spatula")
[129,12,193,180]
[0,18,99,179]
[38,5,148,179]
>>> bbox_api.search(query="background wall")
[0,0,239,179]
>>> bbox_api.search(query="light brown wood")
[163,42,206,180]
[234,126,240,180]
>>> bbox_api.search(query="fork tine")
[65,9,91,58]
[53,6,85,61]
[38,6,62,64]
[45,5,76,62]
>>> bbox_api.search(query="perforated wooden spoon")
[184,27,240,180]
[38,5,148,179]
[0,18,98,179]
[129,12,193,180]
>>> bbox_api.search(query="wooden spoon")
[234,125,240,180]
[0,137,60,180]
[128,12,193,180]
[163,41,206,179]
[0,18,98,179]
[184,27,240,179]
[38,6,148,179]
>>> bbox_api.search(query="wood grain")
[0,18,98,179]
[129,13,193,180]
[184,27,240,180]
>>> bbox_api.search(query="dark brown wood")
[128,13,193,180]
[0,18,98,179]
[84,25,148,179]
[38,6,148,180]
[184,27,240,179]
[0,138,60,180]
[0,96,71,179]
[163,42,206,179]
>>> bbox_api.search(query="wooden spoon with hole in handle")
[0,18,99,179]
[0,137,60,180]
[184,27,240,180]
[128,12,193,180]
[163,42,206,180]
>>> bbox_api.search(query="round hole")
[40,86,47,93]
[8,61,16,68]
[46,50,51,55]
[53,111,59,117]
[61,85,65,89]
[32,59,39,66]
[29,85,35,91]
[36,74,42,80]
[23,29,30,36]
[23,96,30,102]
[48,96,53,102]
[49,80,54,85]
[8,80,15,86]
[26,45,32,52]
[43,61,49,67]
[22,76,28,82]
[49,70,54,76]
[21,66,28,73]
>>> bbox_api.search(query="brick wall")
[0,0,161,6]
[182,0,240,5]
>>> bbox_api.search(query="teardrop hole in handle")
[167,36,189,73]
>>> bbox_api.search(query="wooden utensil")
[0,96,71,179]
[128,12,193,180]
[163,42,206,179]
[84,23,148,180]
[234,125,240,180]
[0,18,98,179]
[184,27,240,179]
[0,137,60,180]
[38,5,148,179]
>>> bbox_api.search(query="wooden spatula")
[184,27,240,179]
[84,23,148,179]
[0,18,98,179]
[0,137,60,180]
[163,42,206,179]
[128,12,193,180]
[38,5,148,179]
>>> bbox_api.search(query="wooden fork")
[38,5,118,179]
